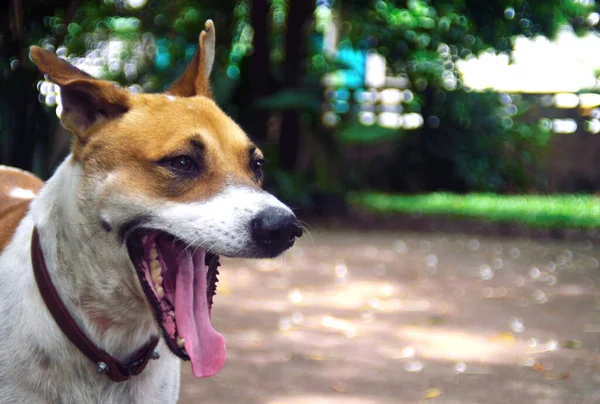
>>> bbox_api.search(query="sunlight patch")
[397,326,525,364]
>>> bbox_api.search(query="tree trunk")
[248,0,270,143]
[278,0,314,171]
[1,0,39,172]
[1,0,72,176]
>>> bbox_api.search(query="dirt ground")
[177,228,600,404]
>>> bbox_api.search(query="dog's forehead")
[122,94,253,152]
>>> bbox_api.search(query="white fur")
[8,187,36,199]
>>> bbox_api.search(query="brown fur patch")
[0,167,43,251]
[77,95,261,203]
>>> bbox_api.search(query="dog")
[0,20,301,403]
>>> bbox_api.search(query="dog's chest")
[0,354,181,404]
[75,367,180,404]
[68,366,180,404]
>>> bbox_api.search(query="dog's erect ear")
[30,46,130,138]
[165,19,216,98]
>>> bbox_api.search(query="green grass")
[349,192,600,229]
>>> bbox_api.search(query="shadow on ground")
[178,229,600,404]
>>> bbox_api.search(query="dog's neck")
[30,156,157,360]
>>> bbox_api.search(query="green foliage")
[319,0,591,198]
[266,170,313,207]
[2,0,598,210]
[31,1,240,90]
[351,192,600,228]
[338,0,595,95]
[256,90,321,113]
[337,120,402,143]
[386,91,552,193]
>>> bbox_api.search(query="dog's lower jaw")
[0,158,181,403]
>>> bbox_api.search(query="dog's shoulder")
[0,166,43,252]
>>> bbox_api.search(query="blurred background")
[6,0,600,403]
[7,0,600,209]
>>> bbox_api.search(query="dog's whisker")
[76,227,105,259]
[298,221,316,246]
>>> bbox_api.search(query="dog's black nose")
[251,207,302,255]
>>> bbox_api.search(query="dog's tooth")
[177,337,185,348]
[156,286,164,298]
[150,247,158,260]
[153,275,163,285]
[150,260,161,275]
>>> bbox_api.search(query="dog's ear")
[165,19,215,98]
[30,46,130,139]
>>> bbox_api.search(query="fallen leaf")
[543,371,569,380]
[331,381,349,393]
[424,387,442,399]
[429,315,445,325]
[306,351,327,361]
[563,339,582,349]
[531,361,544,372]
[489,331,516,346]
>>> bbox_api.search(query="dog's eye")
[253,158,264,170]
[168,156,198,173]
[252,157,265,179]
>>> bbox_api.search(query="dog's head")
[30,20,301,378]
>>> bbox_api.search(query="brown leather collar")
[31,227,160,382]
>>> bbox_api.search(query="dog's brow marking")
[9,187,37,199]
[165,95,175,101]
[190,137,204,153]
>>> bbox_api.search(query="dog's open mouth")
[126,231,225,378]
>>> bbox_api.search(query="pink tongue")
[174,249,226,378]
